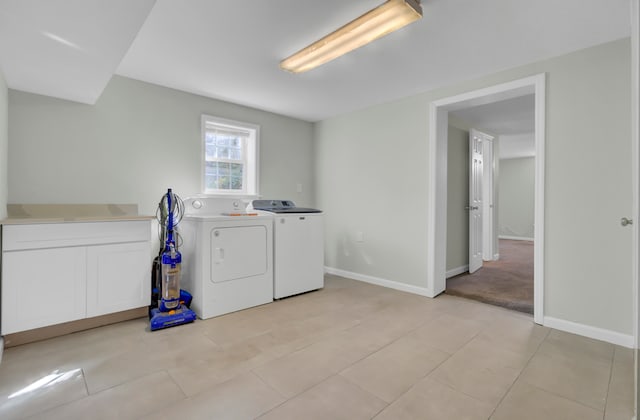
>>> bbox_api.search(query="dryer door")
[210,225,268,283]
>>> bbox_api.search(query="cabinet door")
[86,242,151,317]
[2,247,87,334]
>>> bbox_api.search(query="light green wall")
[8,76,314,215]
[446,125,469,271]
[0,70,7,219]
[498,157,535,239]
[315,38,632,335]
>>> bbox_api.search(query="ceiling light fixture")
[280,0,423,74]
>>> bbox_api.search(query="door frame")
[427,73,546,324]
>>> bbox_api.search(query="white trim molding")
[446,265,469,279]
[498,235,534,241]
[428,73,546,325]
[544,316,634,348]
[324,266,434,297]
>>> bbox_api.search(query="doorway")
[445,120,535,314]
[427,74,545,324]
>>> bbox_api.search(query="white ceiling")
[450,94,535,136]
[450,94,536,159]
[0,0,631,122]
[0,0,156,104]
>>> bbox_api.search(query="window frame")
[201,114,260,197]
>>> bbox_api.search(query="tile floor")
[0,275,634,419]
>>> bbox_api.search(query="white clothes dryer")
[180,197,274,319]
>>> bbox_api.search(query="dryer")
[180,197,274,319]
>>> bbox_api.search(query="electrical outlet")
[296,183,302,193]
[356,231,364,242]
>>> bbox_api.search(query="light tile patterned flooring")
[0,275,634,419]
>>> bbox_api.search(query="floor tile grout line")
[244,370,290,419]
[425,371,497,418]
[488,326,613,417]
[424,329,511,411]
[365,341,461,419]
[517,379,609,415]
[335,373,392,418]
[135,369,191,420]
[17,367,93,420]
[160,367,190,402]
[601,344,618,420]
[80,367,90,398]
[367,326,478,418]
[243,320,366,373]
[526,328,618,410]
[486,325,552,419]
[335,317,434,375]
[248,303,444,412]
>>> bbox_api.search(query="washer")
[180,197,274,319]
[248,200,324,299]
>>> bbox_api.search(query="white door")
[469,130,485,273]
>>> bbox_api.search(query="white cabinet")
[1,220,151,335]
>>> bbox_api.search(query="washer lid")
[250,200,322,214]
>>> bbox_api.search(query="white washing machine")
[180,197,274,319]
[248,200,324,299]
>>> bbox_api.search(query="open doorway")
[427,74,545,324]
[444,102,535,313]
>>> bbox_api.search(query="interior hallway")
[0,275,631,419]
[446,239,534,314]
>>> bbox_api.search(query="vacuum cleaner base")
[149,305,196,331]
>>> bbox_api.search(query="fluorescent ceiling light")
[280,0,422,74]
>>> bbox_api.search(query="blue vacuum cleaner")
[150,188,196,331]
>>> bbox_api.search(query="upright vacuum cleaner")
[149,188,196,331]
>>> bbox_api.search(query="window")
[202,115,259,196]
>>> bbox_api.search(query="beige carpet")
[445,239,534,314]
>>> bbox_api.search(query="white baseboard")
[324,266,435,298]
[499,235,534,241]
[544,316,634,348]
[446,265,469,278]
